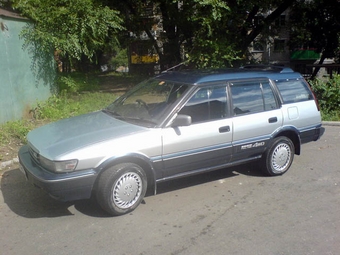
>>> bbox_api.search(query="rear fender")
[272,126,301,155]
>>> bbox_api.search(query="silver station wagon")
[19,66,322,216]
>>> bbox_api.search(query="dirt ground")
[0,137,22,171]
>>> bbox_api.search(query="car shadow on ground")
[0,168,111,218]
[156,162,263,195]
[1,162,263,218]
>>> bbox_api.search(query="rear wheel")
[261,137,294,176]
[96,163,147,216]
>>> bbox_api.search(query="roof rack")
[240,65,294,73]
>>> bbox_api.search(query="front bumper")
[18,145,97,201]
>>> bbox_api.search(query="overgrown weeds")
[0,120,34,145]
[30,92,116,121]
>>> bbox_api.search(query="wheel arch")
[94,153,158,196]
[273,126,301,155]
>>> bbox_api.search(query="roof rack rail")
[240,65,294,73]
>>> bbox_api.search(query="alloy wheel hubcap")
[113,172,142,209]
[271,143,291,172]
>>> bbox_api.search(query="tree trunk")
[241,0,296,54]
[310,54,327,80]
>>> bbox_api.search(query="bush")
[57,73,99,93]
[309,74,340,113]
[110,48,128,70]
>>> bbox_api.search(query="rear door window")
[230,79,278,116]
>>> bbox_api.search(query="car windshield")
[104,78,189,127]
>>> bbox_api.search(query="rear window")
[275,79,313,104]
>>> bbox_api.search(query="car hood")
[27,111,147,159]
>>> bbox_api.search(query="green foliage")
[12,0,124,64]
[114,0,291,69]
[9,0,298,70]
[110,48,128,69]
[186,0,241,67]
[0,120,34,144]
[309,74,340,115]
[57,73,99,93]
[289,0,340,59]
[30,92,115,121]
[188,39,241,68]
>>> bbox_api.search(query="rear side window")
[275,79,313,104]
[230,80,278,116]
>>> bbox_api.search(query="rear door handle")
[219,126,230,133]
[268,117,278,123]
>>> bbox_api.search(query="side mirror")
[171,114,192,127]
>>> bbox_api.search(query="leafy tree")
[109,0,296,70]
[5,0,299,72]
[289,0,340,79]
[11,0,124,72]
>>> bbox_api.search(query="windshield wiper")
[123,117,157,127]
[102,109,123,119]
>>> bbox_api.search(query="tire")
[96,163,147,216]
[261,136,295,176]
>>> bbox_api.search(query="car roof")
[154,66,303,85]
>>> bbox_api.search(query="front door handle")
[219,126,230,133]
[268,117,278,123]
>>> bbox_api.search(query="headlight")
[40,156,78,173]
[54,160,78,172]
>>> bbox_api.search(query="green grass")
[0,120,34,145]
[321,110,340,121]
[30,92,117,121]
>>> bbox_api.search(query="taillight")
[306,81,320,111]
[312,91,320,111]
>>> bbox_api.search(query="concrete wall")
[0,10,54,124]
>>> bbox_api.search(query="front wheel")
[96,163,147,216]
[261,137,295,176]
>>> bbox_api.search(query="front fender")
[95,153,162,195]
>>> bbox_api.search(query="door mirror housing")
[171,114,192,127]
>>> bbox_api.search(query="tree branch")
[241,0,296,53]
